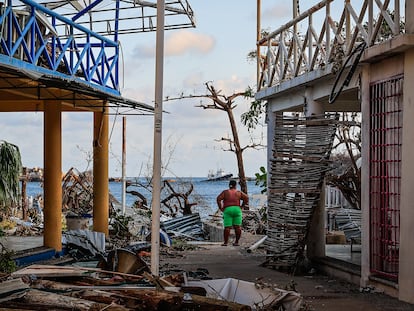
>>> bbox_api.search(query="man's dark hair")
[229,180,237,188]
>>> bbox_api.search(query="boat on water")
[205,169,233,181]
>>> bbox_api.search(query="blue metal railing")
[0,0,120,95]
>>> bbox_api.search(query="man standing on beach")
[216,180,249,246]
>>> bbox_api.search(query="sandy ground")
[159,232,414,311]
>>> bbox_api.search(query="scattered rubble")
[0,230,303,311]
[0,245,303,311]
[332,208,361,243]
[0,167,280,310]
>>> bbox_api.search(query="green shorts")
[222,206,242,227]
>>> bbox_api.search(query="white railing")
[257,0,404,90]
[325,185,350,209]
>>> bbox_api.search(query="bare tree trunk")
[226,109,248,196]
[166,82,262,198]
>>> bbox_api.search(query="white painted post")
[151,0,165,277]
[121,116,126,215]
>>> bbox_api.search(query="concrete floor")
[0,235,43,252]
[1,234,362,264]
[160,236,412,311]
[326,244,361,265]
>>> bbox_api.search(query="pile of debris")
[0,237,303,311]
[331,208,361,246]
[0,166,284,309]
[0,263,254,310]
[0,201,300,310]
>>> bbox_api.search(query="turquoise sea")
[25,177,264,219]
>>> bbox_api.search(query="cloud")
[165,30,215,56]
[182,71,205,90]
[261,3,291,22]
[131,30,215,58]
[122,85,155,104]
[214,76,251,95]
[4,1,266,178]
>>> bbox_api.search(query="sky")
[0,0,298,178]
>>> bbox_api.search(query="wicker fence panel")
[265,114,338,269]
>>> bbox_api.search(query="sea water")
[25,177,265,219]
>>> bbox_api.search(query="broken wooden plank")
[142,271,175,289]
[11,264,87,278]
[12,264,144,280]
[0,278,29,296]
[31,279,155,291]
[2,289,128,311]
[81,289,252,311]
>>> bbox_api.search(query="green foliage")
[241,99,266,131]
[0,141,22,212]
[242,86,255,99]
[255,166,267,194]
[362,10,405,43]
[247,28,270,62]
[376,10,405,42]
[110,209,133,240]
[0,242,16,273]
[171,239,198,251]
[241,87,266,132]
[246,50,256,63]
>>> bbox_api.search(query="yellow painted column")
[93,104,109,235]
[43,101,62,251]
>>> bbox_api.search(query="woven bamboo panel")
[264,114,338,269]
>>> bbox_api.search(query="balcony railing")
[257,0,404,91]
[0,0,120,95]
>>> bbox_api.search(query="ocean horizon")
[25,177,265,219]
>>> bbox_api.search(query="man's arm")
[240,192,249,208]
[216,191,224,211]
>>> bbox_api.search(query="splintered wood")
[62,168,94,215]
[265,114,338,269]
[1,265,252,310]
[62,167,118,215]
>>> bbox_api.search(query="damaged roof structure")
[0,0,195,252]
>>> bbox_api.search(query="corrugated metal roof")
[0,64,154,115]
